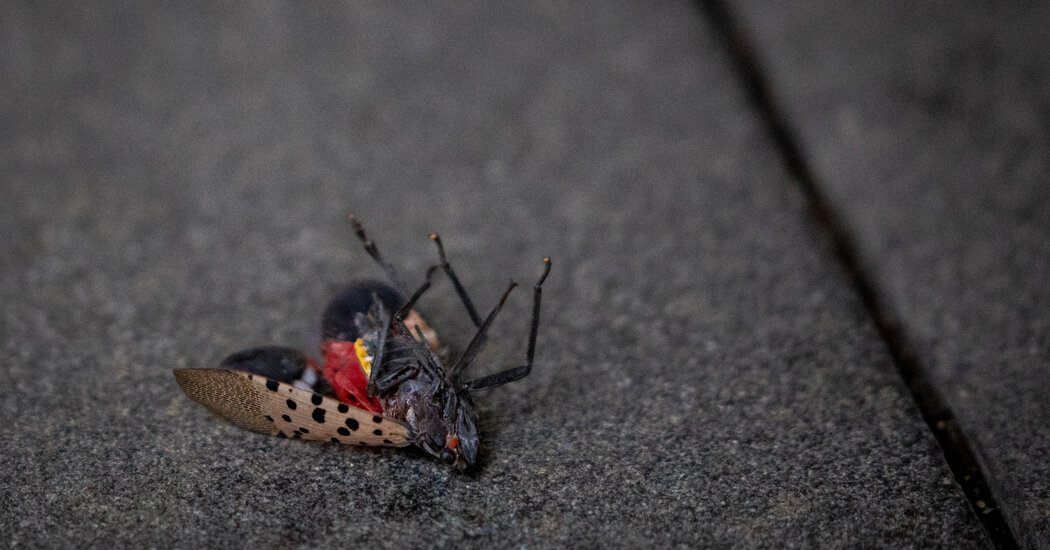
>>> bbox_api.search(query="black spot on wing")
[373,416,383,423]
[345,418,359,431]
[282,414,291,422]
[373,429,382,436]
[299,427,309,434]
[311,394,322,406]
[286,399,296,410]
[312,408,326,423]
[338,427,350,436]
[266,380,279,392]
[337,403,349,413]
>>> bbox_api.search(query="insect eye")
[440,448,456,464]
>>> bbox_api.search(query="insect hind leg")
[396,264,440,319]
[430,233,482,327]
[464,258,551,391]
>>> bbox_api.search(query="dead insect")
[174,215,550,470]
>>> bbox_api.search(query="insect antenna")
[449,280,518,381]
[349,214,407,293]
[430,233,482,327]
[463,258,550,391]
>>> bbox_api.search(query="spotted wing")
[173,368,410,447]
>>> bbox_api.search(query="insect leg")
[449,279,519,380]
[368,361,419,394]
[364,303,439,394]
[349,214,407,293]
[396,264,440,319]
[367,316,443,394]
[429,233,482,327]
[464,258,550,391]
[364,297,392,396]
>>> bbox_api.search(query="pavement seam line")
[694,1,1019,547]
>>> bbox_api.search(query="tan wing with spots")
[173,368,410,447]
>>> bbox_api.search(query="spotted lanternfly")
[174,215,550,470]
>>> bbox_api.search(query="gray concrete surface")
[731,2,1050,546]
[2,2,987,547]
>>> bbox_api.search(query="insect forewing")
[173,368,410,447]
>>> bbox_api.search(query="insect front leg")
[448,279,519,380]
[463,258,550,391]
[368,362,420,394]
[364,305,420,395]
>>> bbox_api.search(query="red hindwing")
[322,339,383,414]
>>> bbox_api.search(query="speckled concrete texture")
[1,2,985,547]
[731,2,1050,546]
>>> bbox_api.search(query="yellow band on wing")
[354,338,373,378]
